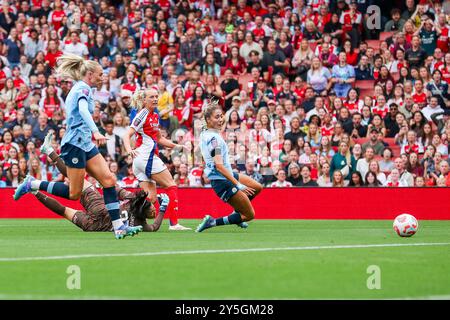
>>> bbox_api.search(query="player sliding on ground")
[14,54,141,239]
[196,100,263,232]
[123,88,190,231]
[14,132,169,232]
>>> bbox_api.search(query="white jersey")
[130,108,166,181]
[130,108,160,161]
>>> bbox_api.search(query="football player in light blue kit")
[14,54,142,239]
[196,101,263,232]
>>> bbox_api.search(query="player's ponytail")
[130,89,146,111]
[55,54,100,81]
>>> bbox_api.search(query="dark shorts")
[71,186,112,232]
[211,172,240,203]
[60,143,99,169]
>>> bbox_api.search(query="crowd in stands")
[0,0,450,189]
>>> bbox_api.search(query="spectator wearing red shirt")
[186,86,207,127]
[251,16,266,41]
[120,165,139,188]
[224,46,247,75]
[39,85,62,119]
[317,5,332,31]
[343,40,358,66]
[11,67,25,89]
[339,0,362,48]
[372,96,389,118]
[0,59,10,91]
[121,71,139,93]
[174,163,189,187]
[44,39,62,69]
[140,20,158,51]
[436,13,449,54]
[344,88,363,114]
[412,79,428,108]
[49,0,66,31]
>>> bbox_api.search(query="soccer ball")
[393,214,418,237]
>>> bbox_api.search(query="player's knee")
[254,183,263,195]
[242,210,255,221]
[103,173,117,188]
[69,190,82,200]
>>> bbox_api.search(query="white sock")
[47,147,54,154]
[30,180,41,190]
[112,219,124,231]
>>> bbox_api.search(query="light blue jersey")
[200,129,233,180]
[61,80,96,152]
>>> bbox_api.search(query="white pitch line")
[0,293,132,300]
[0,242,449,262]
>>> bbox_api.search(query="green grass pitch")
[0,219,449,300]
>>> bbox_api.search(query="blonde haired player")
[14,54,141,239]
[123,88,191,230]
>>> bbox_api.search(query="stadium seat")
[355,80,375,90]
[238,74,253,90]
[390,145,401,157]
[354,138,369,145]
[366,40,381,52]
[380,32,394,42]
[358,88,373,98]
[384,138,397,146]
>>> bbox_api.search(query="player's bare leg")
[34,191,77,221]
[196,191,255,233]
[238,174,263,200]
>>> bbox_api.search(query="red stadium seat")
[366,40,381,52]
[355,80,375,90]
[354,138,369,145]
[391,145,401,157]
[380,32,394,42]
[384,138,397,146]
[358,88,373,98]
[238,74,253,91]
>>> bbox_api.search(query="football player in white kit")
[123,88,191,231]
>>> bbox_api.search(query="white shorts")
[133,154,167,182]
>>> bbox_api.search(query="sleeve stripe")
[131,109,149,129]
[135,109,149,122]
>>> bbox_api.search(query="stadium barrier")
[0,188,449,220]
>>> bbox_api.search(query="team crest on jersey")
[133,117,142,127]
[209,137,218,149]
[82,89,89,96]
